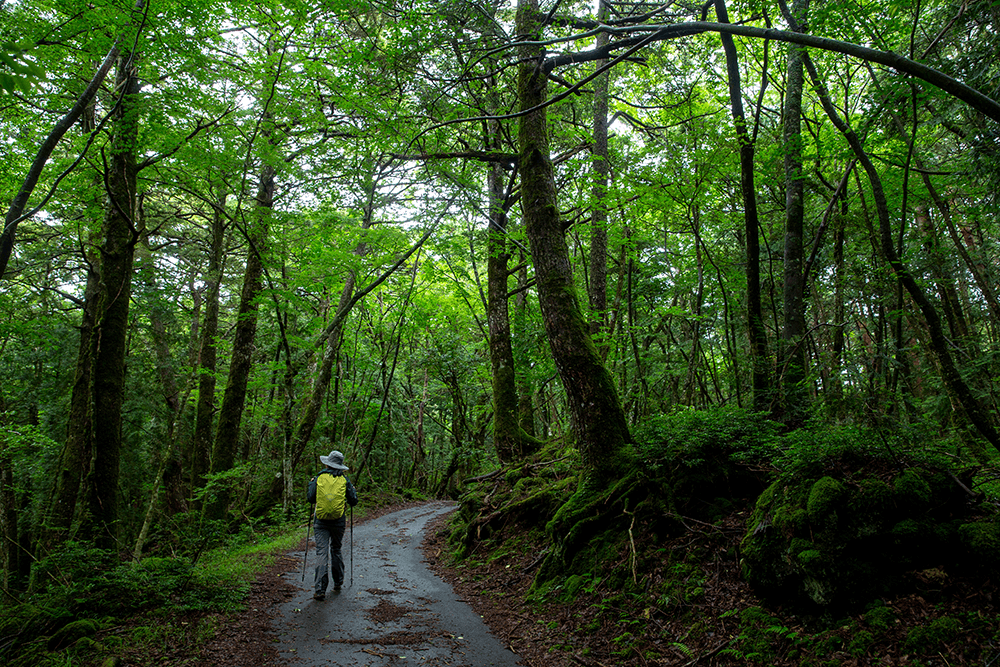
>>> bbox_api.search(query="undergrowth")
[443,406,1000,666]
[1,508,304,667]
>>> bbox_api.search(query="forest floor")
[192,500,999,667]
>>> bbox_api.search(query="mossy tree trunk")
[514,260,537,438]
[516,0,631,483]
[38,241,99,555]
[588,0,610,352]
[486,117,522,464]
[1,437,20,591]
[84,51,141,550]
[780,0,809,426]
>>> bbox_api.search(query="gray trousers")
[313,519,346,595]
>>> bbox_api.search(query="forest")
[2,0,1000,664]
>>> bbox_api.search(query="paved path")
[274,501,523,666]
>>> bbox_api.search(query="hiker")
[307,449,359,601]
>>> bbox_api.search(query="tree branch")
[545,21,1000,122]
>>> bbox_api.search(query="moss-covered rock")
[806,476,845,529]
[958,518,1000,571]
[0,604,75,667]
[741,461,987,612]
[894,469,932,507]
[46,618,99,651]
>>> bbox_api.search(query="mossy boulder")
[46,618,99,651]
[806,476,846,529]
[741,463,984,611]
[0,603,75,663]
[958,518,1000,571]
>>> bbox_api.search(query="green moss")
[958,520,1000,571]
[806,476,845,527]
[854,478,892,513]
[68,635,99,653]
[863,603,894,630]
[894,469,932,506]
[755,480,778,509]
[736,606,783,662]
[775,506,808,534]
[789,537,811,554]
[904,616,963,654]
[512,474,542,496]
[562,574,592,600]
[506,466,528,486]
[847,629,874,657]
[796,549,824,568]
[46,618,99,651]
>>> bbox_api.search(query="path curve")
[274,501,523,666]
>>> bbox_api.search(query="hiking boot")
[333,584,342,593]
[313,592,325,601]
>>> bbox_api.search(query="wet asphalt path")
[274,501,523,666]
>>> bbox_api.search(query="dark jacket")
[307,468,358,525]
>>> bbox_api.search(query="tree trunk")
[1,440,20,592]
[516,0,630,483]
[132,206,194,559]
[916,205,970,345]
[715,0,772,413]
[588,0,610,350]
[191,193,226,507]
[514,259,536,438]
[84,51,141,549]
[438,372,469,494]
[780,0,809,426]
[830,188,847,409]
[37,240,100,555]
[684,207,705,405]
[206,163,273,520]
[486,122,521,464]
[406,371,428,491]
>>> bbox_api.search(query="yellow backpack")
[315,473,348,520]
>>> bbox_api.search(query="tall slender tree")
[84,48,142,548]
[780,0,809,426]
[516,0,631,484]
[715,0,772,413]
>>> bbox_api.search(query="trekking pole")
[301,504,314,581]
[349,504,354,589]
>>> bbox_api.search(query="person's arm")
[345,476,358,506]
[307,475,318,504]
